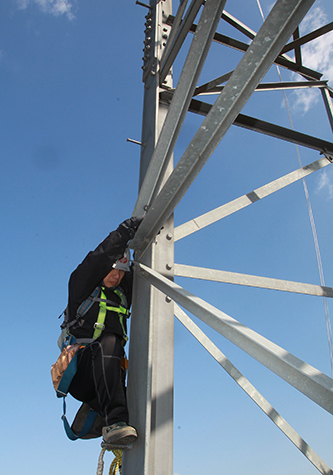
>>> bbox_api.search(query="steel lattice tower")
[122,1,333,473]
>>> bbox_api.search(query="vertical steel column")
[123,1,174,474]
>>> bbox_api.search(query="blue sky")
[1,1,333,474]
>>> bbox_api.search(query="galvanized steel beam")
[123,1,174,474]
[292,27,303,66]
[159,92,333,154]
[174,264,333,298]
[174,304,333,475]
[159,0,189,67]
[321,87,333,133]
[186,97,333,153]
[281,21,333,54]
[136,262,333,414]
[210,31,322,81]
[193,70,234,96]
[221,10,256,40]
[193,80,328,95]
[159,0,202,83]
[173,155,332,241]
[167,14,323,80]
[133,0,227,217]
[130,0,317,257]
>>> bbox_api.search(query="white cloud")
[316,170,333,200]
[300,9,333,84]
[17,0,75,20]
[289,87,319,114]
[288,6,333,114]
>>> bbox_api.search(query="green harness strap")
[93,288,129,341]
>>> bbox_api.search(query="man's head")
[103,268,125,288]
[103,249,130,288]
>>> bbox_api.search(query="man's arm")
[68,217,143,319]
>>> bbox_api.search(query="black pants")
[68,334,129,426]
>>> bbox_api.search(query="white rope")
[97,447,106,475]
[255,0,333,377]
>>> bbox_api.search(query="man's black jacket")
[67,227,133,340]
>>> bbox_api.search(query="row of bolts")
[142,10,169,72]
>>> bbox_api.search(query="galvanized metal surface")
[159,0,202,83]
[174,264,333,297]
[125,0,333,473]
[136,262,333,415]
[280,20,333,54]
[159,0,188,68]
[133,0,227,216]
[174,11,323,80]
[321,87,333,133]
[131,0,317,257]
[166,93,333,153]
[174,304,333,475]
[123,1,174,474]
[194,80,328,95]
[174,156,332,241]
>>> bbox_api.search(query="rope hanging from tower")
[96,446,123,475]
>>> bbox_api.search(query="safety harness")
[93,287,129,342]
[53,285,130,440]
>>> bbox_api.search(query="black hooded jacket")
[67,226,133,340]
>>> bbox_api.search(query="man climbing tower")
[64,216,143,446]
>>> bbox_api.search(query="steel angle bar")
[211,32,322,80]
[211,32,321,80]
[281,21,333,55]
[200,29,322,80]
[231,113,333,154]
[171,95,333,153]
[173,155,332,241]
[270,51,321,80]
[174,263,333,298]
[292,27,302,66]
[194,80,328,95]
[220,11,301,68]
[255,80,327,91]
[321,87,333,133]
[159,0,204,85]
[326,85,333,99]
[166,15,321,80]
[131,0,317,255]
[174,304,333,475]
[159,0,189,69]
[193,71,234,96]
[133,0,226,218]
[135,262,333,414]
[221,11,256,41]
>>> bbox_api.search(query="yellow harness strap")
[93,288,129,340]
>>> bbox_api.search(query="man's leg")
[88,334,129,425]
[69,334,137,445]
[69,334,128,424]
